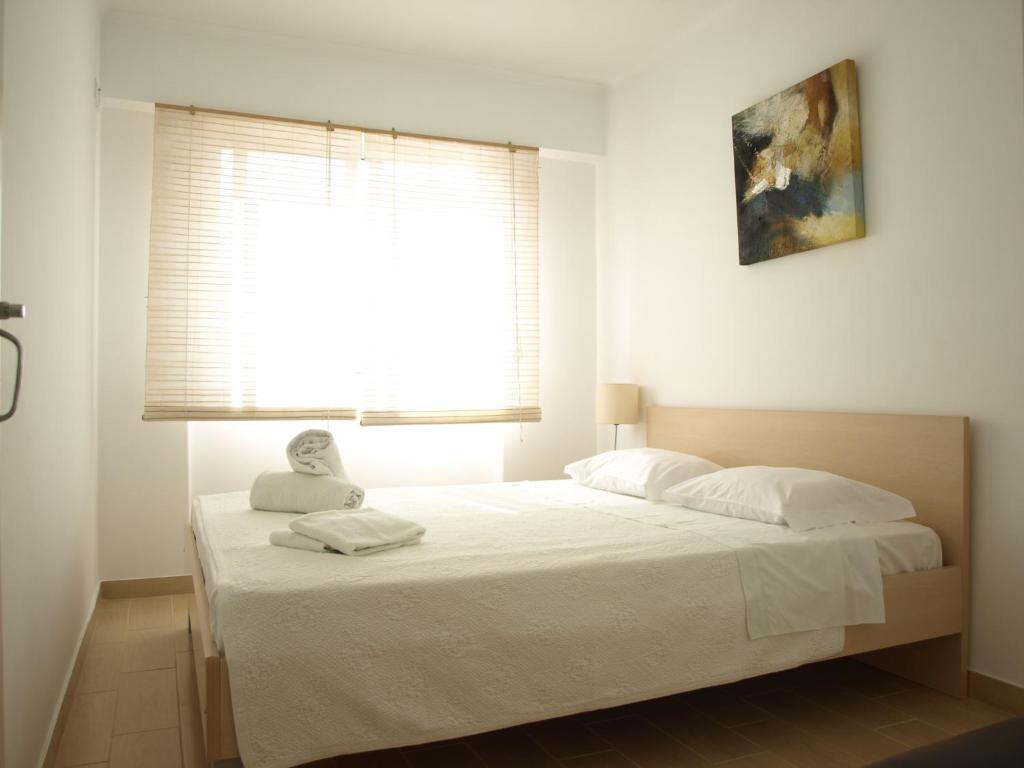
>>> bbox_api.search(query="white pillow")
[661,466,916,531]
[564,448,723,500]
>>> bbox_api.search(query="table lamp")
[596,383,639,450]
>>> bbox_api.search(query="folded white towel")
[269,529,334,553]
[287,429,344,477]
[289,508,425,556]
[250,471,364,514]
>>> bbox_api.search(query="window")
[144,107,539,424]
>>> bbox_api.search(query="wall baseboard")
[969,670,1024,715]
[40,584,101,768]
[100,575,193,599]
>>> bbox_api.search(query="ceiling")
[104,0,713,84]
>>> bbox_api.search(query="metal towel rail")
[0,301,26,422]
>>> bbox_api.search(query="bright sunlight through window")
[144,107,539,425]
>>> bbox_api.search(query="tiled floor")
[54,594,1012,768]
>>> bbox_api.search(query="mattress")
[193,480,941,625]
[191,479,941,768]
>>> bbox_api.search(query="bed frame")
[188,406,971,764]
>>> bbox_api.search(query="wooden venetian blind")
[357,130,540,425]
[145,106,540,424]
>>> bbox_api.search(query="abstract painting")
[732,59,864,265]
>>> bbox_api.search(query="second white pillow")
[661,466,916,531]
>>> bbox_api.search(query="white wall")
[97,104,189,580]
[601,0,1024,686]
[101,11,605,155]
[505,154,597,482]
[0,1,101,766]
[96,105,597,579]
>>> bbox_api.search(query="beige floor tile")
[108,727,181,768]
[95,597,130,617]
[55,691,117,767]
[679,684,770,729]
[123,628,177,672]
[744,690,904,765]
[735,717,857,768]
[638,697,760,763]
[127,596,174,630]
[876,719,950,749]
[588,715,707,767]
[879,688,1011,734]
[965,696,1016,719]
[789,681,908,729]
[77,643,127,694]
[114,668,179,734]
[91,609,129,645]
[683,684,773,727]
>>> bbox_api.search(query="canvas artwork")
[732,59,864,265]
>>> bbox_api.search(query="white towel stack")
[272,508,426,556]
[286,429,345,477]
[268,529,333,553]
[250,429,365,513]
[251,471,365,513]
[261,429,425,556]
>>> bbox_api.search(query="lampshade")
[596,383,640,425]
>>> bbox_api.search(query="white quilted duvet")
[192,480,889,768]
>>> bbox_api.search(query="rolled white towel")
[269,529,334,553]
[250,471,364,514]
[287,429,344,477]
[289,508,425,556]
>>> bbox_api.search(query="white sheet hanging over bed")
[191,480,939,768]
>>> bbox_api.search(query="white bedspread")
[580,501,889,638]
[191,480,930,768]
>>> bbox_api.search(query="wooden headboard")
[647,407,971,570]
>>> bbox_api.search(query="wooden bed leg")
[857,632,967,698]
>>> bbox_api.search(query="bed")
[187,407,970,767]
